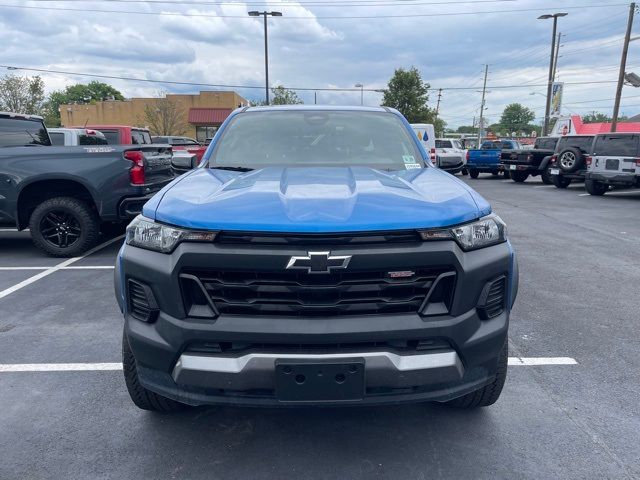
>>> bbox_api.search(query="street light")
[354,83,364,105]
[248,10,282,105]
[538,12,567,136]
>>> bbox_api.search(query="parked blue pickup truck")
[467,140,527,179]
[116,105,518,412]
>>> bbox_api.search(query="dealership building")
[60,90,248,142]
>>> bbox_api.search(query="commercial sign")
[550,82,563,118]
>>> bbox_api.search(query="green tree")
[582,111,612,124]
[140,93,187,136]
[457,125,477,134]
[381,67,433,123]
[43,81,124,127]
[498,103,535,133]
[254,85,303,106]
[0,74,45,115]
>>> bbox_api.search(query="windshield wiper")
[211,166,254,172]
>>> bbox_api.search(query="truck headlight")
[419,214,507,251]
[125,215,217,253]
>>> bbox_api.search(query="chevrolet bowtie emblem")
[286,251,352,274]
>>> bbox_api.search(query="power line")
[17,0,522,7]
[0,2,628,20]
[1,64,621,92]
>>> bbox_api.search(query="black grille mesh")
[182,268,454,317]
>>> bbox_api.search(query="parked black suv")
[549,135,595,188]
[502,136,559,183]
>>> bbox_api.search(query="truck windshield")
[0,117,51,147]
[209,110,424,171]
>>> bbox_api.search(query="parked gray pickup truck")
[0,112,176,256]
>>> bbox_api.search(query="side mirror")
[171,151,198,170]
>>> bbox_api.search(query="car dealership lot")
[0,177,638,480]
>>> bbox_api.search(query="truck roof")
[71,124,150,131]
[0,111,44,121]
[243,105,392,113]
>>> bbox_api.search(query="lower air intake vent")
[127,279,159,322]
[477,276,506,320]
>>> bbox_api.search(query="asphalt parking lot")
[1,176,639,480]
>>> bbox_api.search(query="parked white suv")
[435,138,468,175]
[48,128,108,146]
[585,133,640,195]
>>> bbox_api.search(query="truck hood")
[146,166,491,232]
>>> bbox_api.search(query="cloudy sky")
[1,0,638,127]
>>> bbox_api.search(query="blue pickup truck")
[467,139,526,179]
[116,105,518,412]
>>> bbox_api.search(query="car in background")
[72,125,152,145]
[501,136,559,184]
[48,128,108,146]
[411,123,437,163]
[466,139,526,178]
[584,133,640,195]
[548,135,595,189]
[435,138,467,175]
[0,112,176,256]
[151,135,207,163]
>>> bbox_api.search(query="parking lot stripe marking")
[62,266,115,270]
[0,363,123,372]
[0,235,124,300]
[0,266,115,271]
[534,185,555,189]
[0,357,578,372]
[0,267,49,271]
[509,357,578,365]
[602,189,640,195]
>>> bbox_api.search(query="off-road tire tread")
[446,342,508,408]
[29,197,99,257]
[122,331,185,412]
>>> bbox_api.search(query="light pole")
[538,12,567,136]
[248,10,282,105]
[354,83,364,105]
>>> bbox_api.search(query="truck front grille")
[181,267,454,317]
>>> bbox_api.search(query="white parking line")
[0,357,578,372]
[508,357,577,366]
[0,266,115,271]
[0,235,124,300]
[578,193,590,197]
[534,185,555,189]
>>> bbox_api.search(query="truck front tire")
[29,196,99,257]
[123,331,187,413]
[444,341,508,408]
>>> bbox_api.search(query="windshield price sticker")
[403,155,416,164]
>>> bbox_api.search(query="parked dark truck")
[0,112,176,256]
[501,136,559,184]
[115,106,518,412]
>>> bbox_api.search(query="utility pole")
[612,2,636,132]
[248,10,283,105]
[539,12,567,136]
[433,88,442,135]
[552,32,562,82]
[477,65,489,148]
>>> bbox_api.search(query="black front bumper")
[115,239,517,406]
